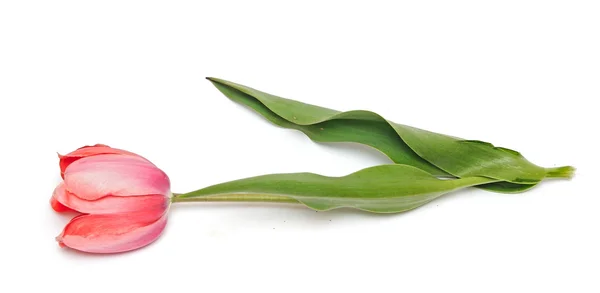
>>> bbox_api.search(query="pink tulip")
[51,144,171,254]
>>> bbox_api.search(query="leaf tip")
[545,166,576,179]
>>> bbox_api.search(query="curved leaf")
[207,77,574,193]
[173,165,494,213]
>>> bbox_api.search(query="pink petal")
[55,187,170,214]
[50,183,77,213]
[57,210,168,254]
[59,144,151,178]
[51,194,75,213]
[64,154,170,200]
[53,179,170,214]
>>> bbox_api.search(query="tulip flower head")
[51,144,171,254]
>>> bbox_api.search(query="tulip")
[51,144,171,254]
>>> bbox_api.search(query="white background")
[1,1,598,292]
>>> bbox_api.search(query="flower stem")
[171,193,300,204]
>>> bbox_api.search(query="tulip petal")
[57,210,168,254]
[50,183,77,213]
[55,187,170,214]
[59,144,151,177]
[64,154,170,200]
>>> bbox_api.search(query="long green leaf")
[173,165,494,213]
[207,77,574,193]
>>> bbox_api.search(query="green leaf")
[173,165,495,213]
[207,77,574,193]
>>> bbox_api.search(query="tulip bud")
[51,145,171,254]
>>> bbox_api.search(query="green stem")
[545,166,576,179]
[171,193,300,204]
